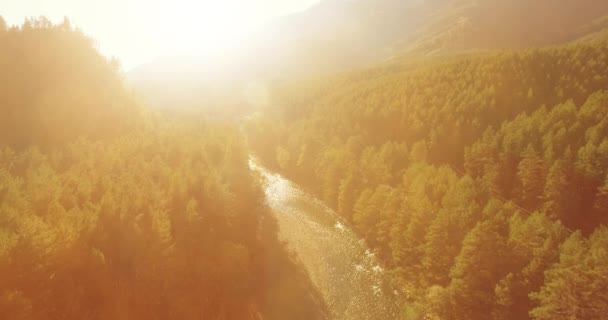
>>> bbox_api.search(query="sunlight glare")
[144,0,261,56]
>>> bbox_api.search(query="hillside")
[246,34,608,319]
[0,17,142,147]
[0,18,327,320]
[405,0,608,54]
[3,3,608,319]
[129,0,608,112]
[248,0,608,74]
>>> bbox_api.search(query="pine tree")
[593,175,608,226]
[530,232,588,320]
[517,145,546,210]
[542,160,569,218]
[0,16,7,32]
[443,215,511,320]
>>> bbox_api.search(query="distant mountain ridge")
[128,0,608,110]
[404,0,608,54]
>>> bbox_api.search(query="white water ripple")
[250,158,400,320]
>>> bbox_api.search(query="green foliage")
[0,127,327,319]
[530,227,608,319]
[0,19,327,320]
[247,37,608,319]
[0,18,143,148]
[467,91,608,231]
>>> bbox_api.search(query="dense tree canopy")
[247,34,608,319]
[3,12,608,320]
[0,17,142,148]
[0,18,327,320]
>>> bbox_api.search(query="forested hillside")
[0,17,142,148]
[128,0,608,132]
[0,18,327,320]
[405,0,608,54]
[247,35,608,319]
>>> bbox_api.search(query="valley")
[2,1,608,319]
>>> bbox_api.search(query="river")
[250,159,400,320]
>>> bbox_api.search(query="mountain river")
[250,159,400,320]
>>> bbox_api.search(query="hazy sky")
[3,0,321,69]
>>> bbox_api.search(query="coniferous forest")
[246,34,608,319]
[0,19,327,320]
[2,0,608,319]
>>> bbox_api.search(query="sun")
[142,0,261,56]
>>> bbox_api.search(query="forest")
[2,2,608,318]
[246,33,608,319]
[0,19,327,320]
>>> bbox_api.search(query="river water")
[250,159,400,320]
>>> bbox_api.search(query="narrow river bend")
[250,160,400,320]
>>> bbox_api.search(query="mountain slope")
[129,0,608,112]
[246,35,608,319]
[406,0,608,54]
[127,0,441,110]
[0,18,328,320]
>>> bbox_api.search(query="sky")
[3,0,321,69]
